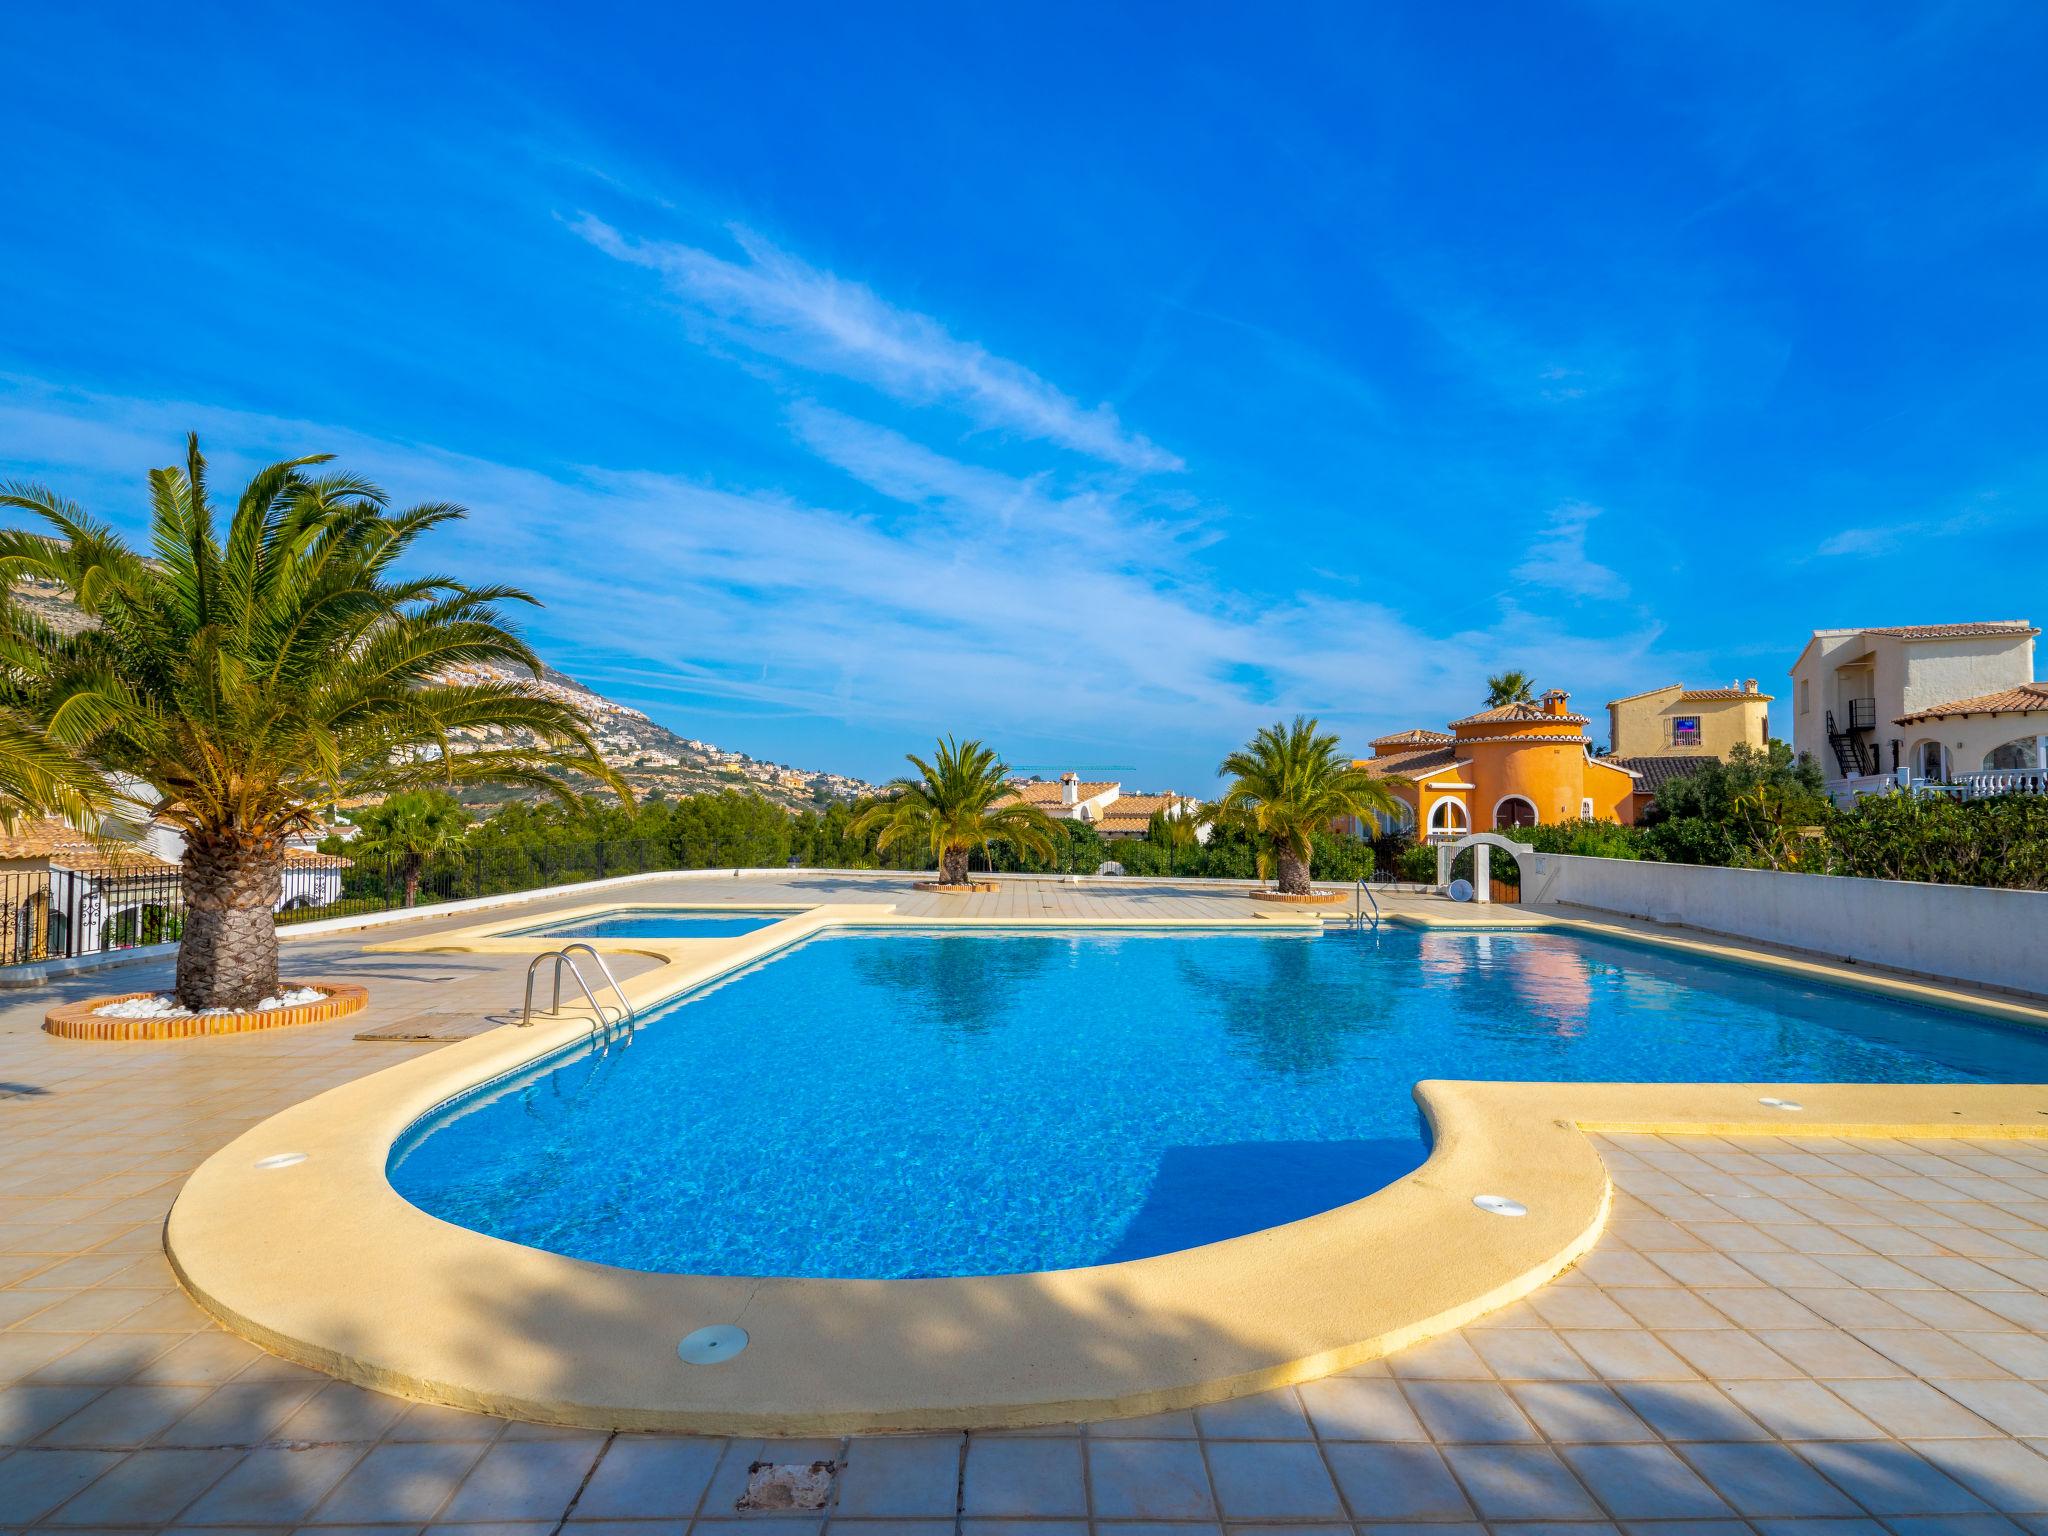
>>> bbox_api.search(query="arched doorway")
[1494,795,1538,830]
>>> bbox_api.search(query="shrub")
[1826,792,2048,890]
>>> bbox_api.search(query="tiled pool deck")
[6,874,2048,1532]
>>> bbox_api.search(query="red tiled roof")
[1370,727,1454,750]
[1361,747,1471,782]
[1448,702,1590,727]
[0,819,174,873]
[1864,622,2039,641]
[1894,683,2048,725]
[1679,687,1774,702]
[1608,755,1714,791]
[994,780,1118,808]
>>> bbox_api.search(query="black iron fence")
[1,839,678,968]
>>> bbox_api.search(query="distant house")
[0,817,351,965]
[1358,691,1639,840]
[994,773,1207,842]
[1605,680,1772,816]
[0,819,179,965]
[1789,620,2048,806]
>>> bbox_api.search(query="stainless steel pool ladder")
[519,945,636,1046]
[1351,879,1381,932]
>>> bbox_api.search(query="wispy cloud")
[1813,497,2002,559]
[570,216,1183,474]
[1513,501,1630,600]
[0,377,1688,780]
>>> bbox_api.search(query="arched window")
[1914,740,1947,782]
[1428,798,1469,836]
[1494,796,1538,829]
[1580,797,1595,820]
[1985,738,2041,772]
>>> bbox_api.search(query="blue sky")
[3,4,2044,789]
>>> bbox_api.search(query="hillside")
[8,580,876,813]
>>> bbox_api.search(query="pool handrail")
[519,949,630,1046]
[557,942,635,1028]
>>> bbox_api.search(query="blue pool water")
[389,927,2048,1279]
[512,907,791,939]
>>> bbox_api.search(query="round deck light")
[679,1324,749,1364]
[1472,1194,1527,1217]
[254,1152,307,1169]
[1757,1097,1804,1111]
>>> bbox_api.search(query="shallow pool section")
[390,927,2048,1280]
[509,907,793,940]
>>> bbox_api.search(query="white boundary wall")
[1517,853,2048,999]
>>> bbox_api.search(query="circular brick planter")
[1249,889,1349,905]
[912,881,1001,894]
[45,983,368,1042]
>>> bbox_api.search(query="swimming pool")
[509,907,793,939]
[389,926,2048,1281]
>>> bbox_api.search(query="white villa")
[995,773,1207,842]
[1790,620,2048,807]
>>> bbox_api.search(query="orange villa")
[1357,689,1638,840]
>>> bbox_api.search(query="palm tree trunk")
[402,858,421,908]
[1276,848,1312,896]
[176,836,282,1010]
[941,845,971,885]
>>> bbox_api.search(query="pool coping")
[164,898,2048,1433]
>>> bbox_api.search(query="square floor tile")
[572,1436,723,1520]
[1203,1439,1343,1520]
[1439,1445,1600,1521]
[960,1436,1084,1518]
[1085,1439,1214,1520]
[436,1437,602,1521]
[1324,1441,1472,1522]
[1561,1442,1730,1520]
[834,1435,962,1518]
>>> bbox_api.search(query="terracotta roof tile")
[994,780,1118,808]
[0,819,175,873]
[1679,687,1774,702]
[1608,755,1714,791]
[1361,747,1471,781]
[1369,727,1454,749]
[1448,702,1590,727]
[1863,621,2039,640]
[1894,682,2048,724]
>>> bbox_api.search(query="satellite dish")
[1095,861,1126,877]
[1447,877,1474,902]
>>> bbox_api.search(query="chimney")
[1743,678,1758,694]
[1060,771,1079,807]
[1541,689,1570,717]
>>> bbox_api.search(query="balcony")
[1846,697,1877,730]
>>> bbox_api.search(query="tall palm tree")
[853,736,1063,885]
[351,789,472,907]
[1485,670,1536,708]
[0,435,622,1009]
[1213,717,1401,895]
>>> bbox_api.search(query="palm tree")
[1485,670,1536,708]
[853,736,1063,885]
[1213,717,1401,895]
[351,789,472,907]
[0,435,621,1009]
[1146,804,1199,874]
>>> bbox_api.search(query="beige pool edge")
[164,901,2048,1434]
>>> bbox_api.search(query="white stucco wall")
[1516,852,2048,998]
